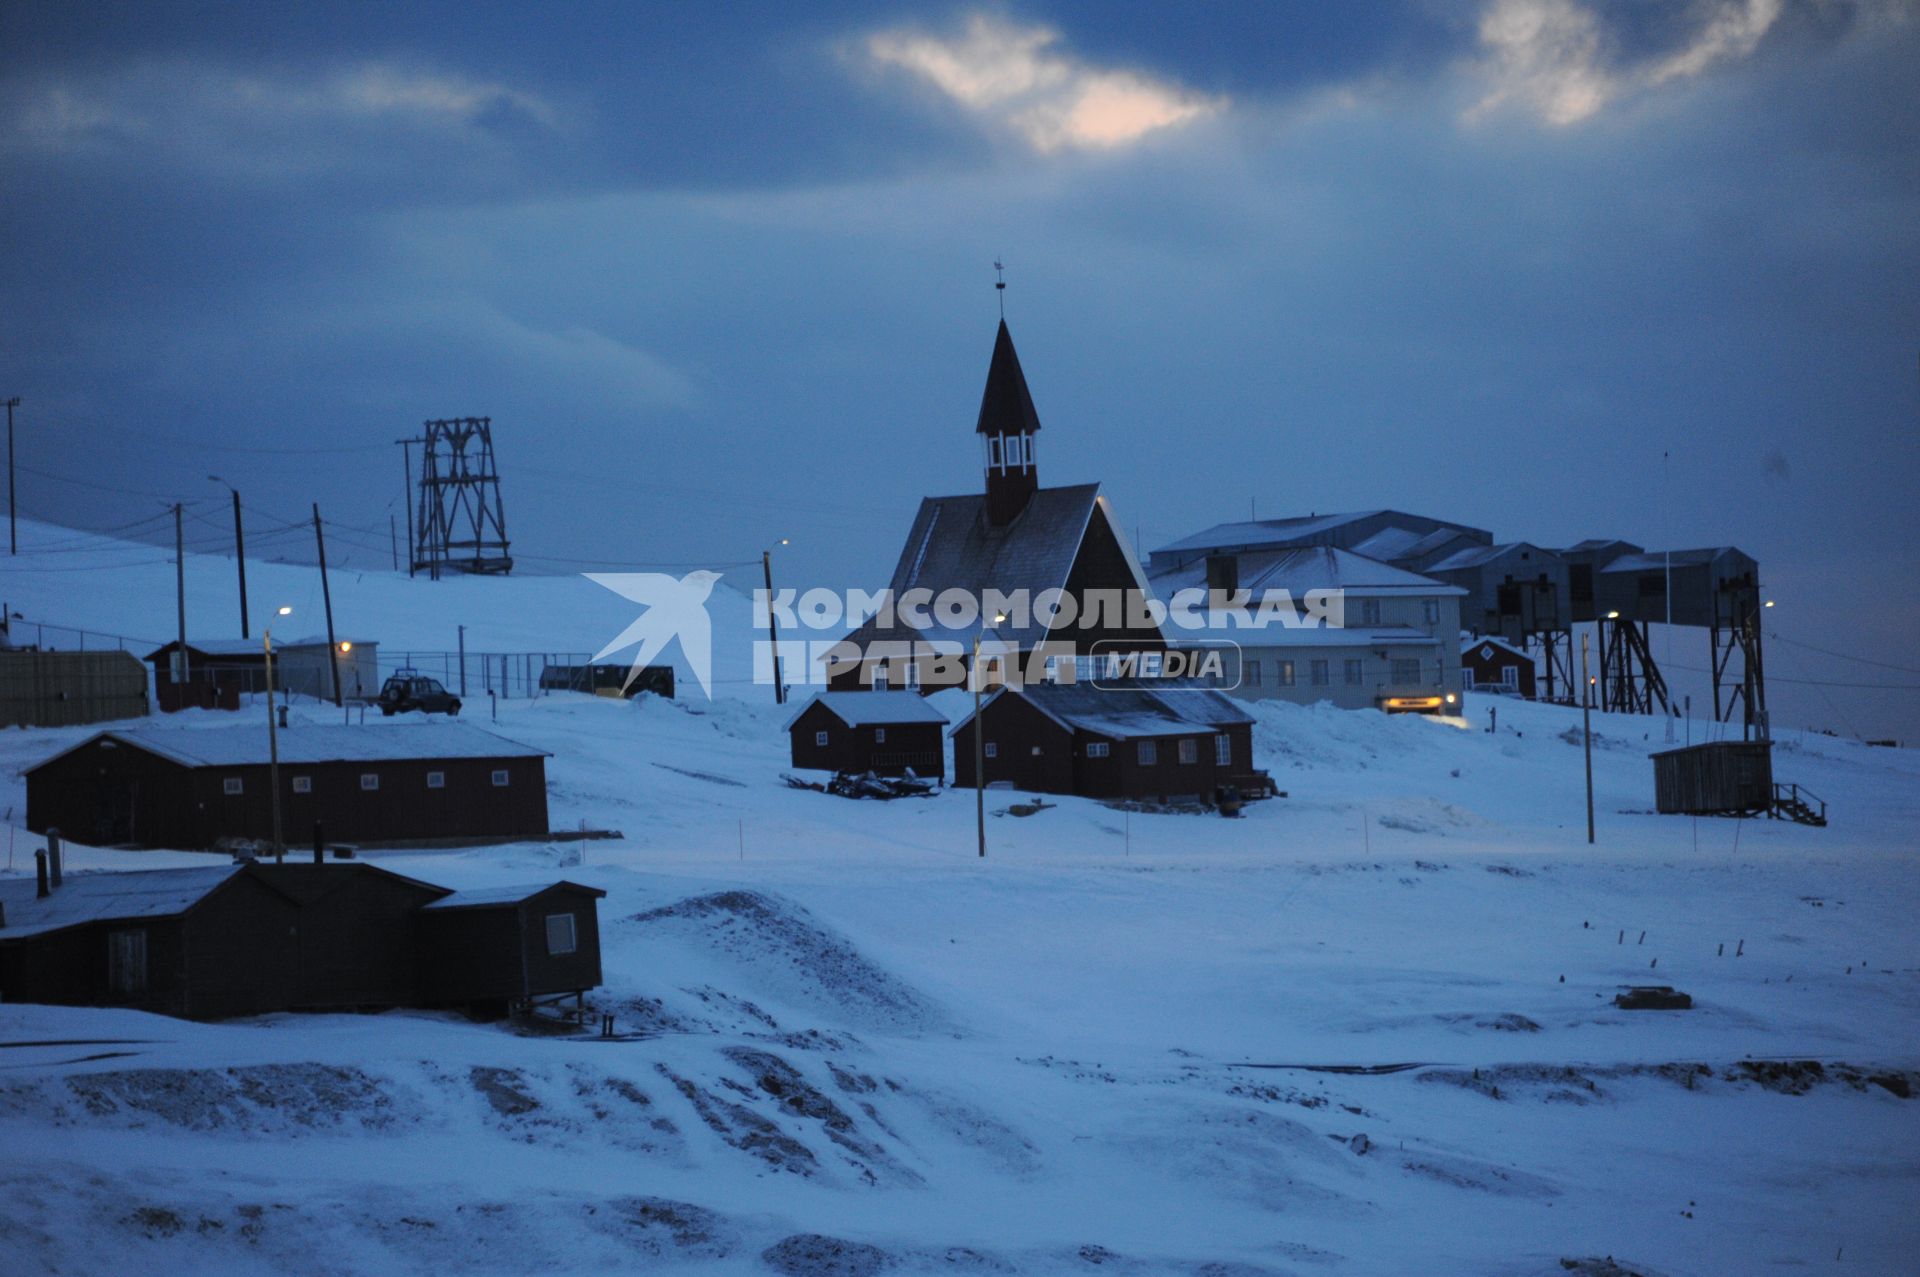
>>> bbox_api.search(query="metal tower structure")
[413,417,513,577]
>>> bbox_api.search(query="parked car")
[378,671,461,717]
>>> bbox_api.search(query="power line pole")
[762,547,785,705]
[389,514,398,572]
[231,485,249,633]
[264,627,284,863]
[313,504,342,706]
[173,502,187,693]
[5,397,19,555]
[1582,631,1595,845]
[209,478,249,637]
[395,436,418,578]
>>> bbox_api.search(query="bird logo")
[586,570,722,698]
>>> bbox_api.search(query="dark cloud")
[1,2,1915,736]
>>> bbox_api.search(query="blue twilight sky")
[2,1,1917,736]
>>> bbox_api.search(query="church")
[828,320,1167,692]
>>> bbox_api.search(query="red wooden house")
[1460,635,1536,698]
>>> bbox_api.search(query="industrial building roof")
[1148,545,1464,600]
[25,722,549,773]
[783,691,950,731]
[1152,510,1492,559]
[1424,542,1561,574]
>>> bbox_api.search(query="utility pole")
[5,397,18,555]
[973,629,986,860]
[395,436,418,578]
[173,503,187,690]
[209,477,249,637]
[313,504,342,706]
[389,514,398,572]
[1582,631,1595,845]
[762,546,785,705]
[264,628,284,862]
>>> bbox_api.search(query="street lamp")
[762,538,791,705]
[263,610,289,863]
[973,611,1008,860]
[208,475,250,637]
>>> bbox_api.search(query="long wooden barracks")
[0,855,604,1019]
[24,722,550,849]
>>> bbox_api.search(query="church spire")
[977,319,1041,525]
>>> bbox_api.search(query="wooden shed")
[146,639,265,711]
[0,862,606,1020]
[24,722,550,849]
[950,681,1260,802]
[785,691,947,779]
[0,862,448,1018]
[1651,740,1774,815]
[1460,635,1536,699]
[416,882,606,1013]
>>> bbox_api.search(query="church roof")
[975,320,1043,436]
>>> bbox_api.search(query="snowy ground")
[2,521,1917,1275]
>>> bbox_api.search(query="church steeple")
[976,319,1041,526]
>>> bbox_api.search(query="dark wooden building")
[146,639,265,712]
[785,691,947,779]
[1460,635,1536,698]
[827,320,1166,692]
[950,681,1260,802]
[1651,740,1774,815]
[24,722,550,849]
[417,882,606,1012]
[0,861,604,1019]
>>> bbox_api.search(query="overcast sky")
[3,1,1917,736]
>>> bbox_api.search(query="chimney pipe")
[312,820,324,865]
[35,849,49,898]
[46,828,62,888]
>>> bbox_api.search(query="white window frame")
[1138,740,1158,766]
[1501,665,1520,689]
[815,729,829,747]
[491,769,511,787]
[427,771,446,790]
[1178,738,1198,765]
[1086,742,1110,758]
[222,776,244,796]
[292,775,312,794]
[1215,733,1233,766]
[1462,669,1477,691]
[984,741,998,759]
[874,727,887,744]
[545,912,578,956]
[359,773,380,792]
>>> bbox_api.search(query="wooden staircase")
[1771,782,1828,827]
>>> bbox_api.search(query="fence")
[0,650,152,727]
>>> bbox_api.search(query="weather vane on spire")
[994,257,1006,319]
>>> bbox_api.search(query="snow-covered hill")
[2,519,1917,1275]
